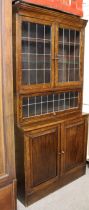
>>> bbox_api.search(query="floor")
[18,166,89,210]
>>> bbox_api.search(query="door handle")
[58,151,65,155]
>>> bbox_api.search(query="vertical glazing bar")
[44,25,45,84]
[35,96,36,116]
[68,29,70,82]
[36,24,37,84]
[63,28,64,82]
[28,22,30,84]
[28,97,29,117]
[74,30,76,81]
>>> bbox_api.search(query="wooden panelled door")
[0,0,16,209]
[25,127,61,192]
[61,118,87,174]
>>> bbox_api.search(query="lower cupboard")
[15,114,88,206]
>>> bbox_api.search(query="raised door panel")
[61,118,87,174]
[25,127,60,192]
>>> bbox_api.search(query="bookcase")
[13,1,88,206]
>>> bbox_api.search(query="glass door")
[55,26,81,87]
[19,17,55,93]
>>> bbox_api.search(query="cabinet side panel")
[0,6,5,176]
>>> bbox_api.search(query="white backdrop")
[83,0,89,113]
[83,0,89,159]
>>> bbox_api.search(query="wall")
[83,0,89,159]
[23,0,83,16]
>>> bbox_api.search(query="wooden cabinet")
[12,0,88,207]
[15,116,88,206]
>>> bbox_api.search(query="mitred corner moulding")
[22,0,83,16]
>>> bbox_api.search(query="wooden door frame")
[0,0,16,209]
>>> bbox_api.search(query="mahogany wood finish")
[12,0,88,206]
[61,118,88,174]
[0,0,16,209]
[15,115,88,206]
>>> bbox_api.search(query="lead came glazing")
[22,91,79,118]
[22,21,51,85]
[58,28,80,82]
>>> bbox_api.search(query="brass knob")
[61,151,65,154]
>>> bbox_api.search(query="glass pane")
[36,103,41,115]
[30,70,36,84]
[45,55,51,69]
[22,21,28,37]
[70,98,75,108]
[37,70,44,84]
[36,96,41,103]
[29,97,35,104]
[59,100,64,111]
[59,44,63,55]
[69,70,74,81]
[22,54,28,69]
[29,105,35,117]
[58,70,63,82]
[64,29,69,43]
[22,106,28,118]
[45,26,51,39]
[22,97,28,106]
[30,23,36,38]
[45,42,51,54]
[70,45,74,56]
[45,70,50,83]
[59,28,63,42]
[22,21,51,85]
[37,24,44,39]
[29,41,36,53]
[42,102,47,114]
[75,69,79,81]
[37,55,44,69]
[22,91,79,118]
[22,70,29,84]
[42,95,47,102]
[65,99,70,109]
[60,93,64,100]
[75,45,79,57]
[48,102,53,113]
[37,42,44,54]
[54,101,58,112]
[76,31,80,43]
[22,40,28,53]
[30,55,36,69]
[70,30,75,43]
[58,27,80,83]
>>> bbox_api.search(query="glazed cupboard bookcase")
[12,1,88,206]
